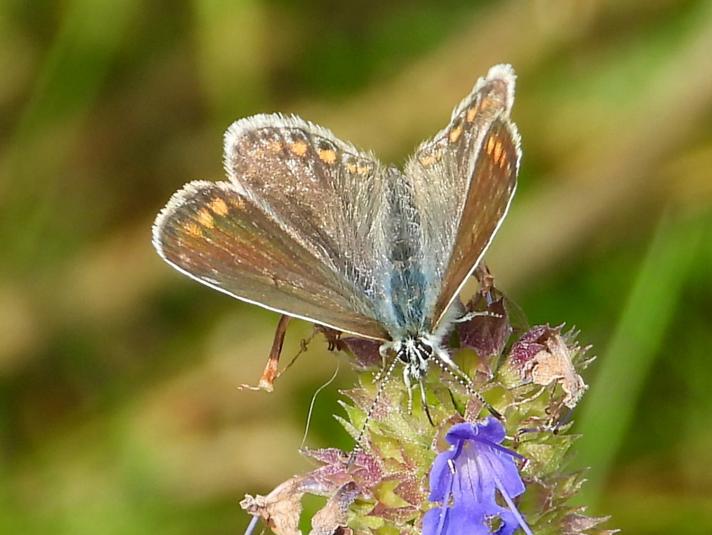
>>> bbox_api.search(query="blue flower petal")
[451,443,494,503]
[428,447,456,502]
[444,422,479,444]
[423,502,488,535]
[423,501,521,535]
[476,416,507,444]
[445,417,506,446]
[484,447,526,499]
[426,418,532,535]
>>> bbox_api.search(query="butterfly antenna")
[300,361,340,449]
[348,355,400,464]
[431,353,502,420]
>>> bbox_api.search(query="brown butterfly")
[153,64,520,410]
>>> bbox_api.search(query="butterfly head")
[392,335,436,383]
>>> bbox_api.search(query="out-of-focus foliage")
[0,1,710,534]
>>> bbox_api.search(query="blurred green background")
[1,0,711,533]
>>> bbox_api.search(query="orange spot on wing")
[419,144,444,167]
[486,135,496,155]
[290,141,308,156]
[418,154,437,166]
[184,222,203,237]
[197,209,215,228]
[210,197,229,216]
[318,148,337,164]
[493,140,503,164]
[449,124,463,143]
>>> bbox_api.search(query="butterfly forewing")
[404,64,520,329]
[153,117,395,340]
[224,115,386,267]
[222,115,398,321]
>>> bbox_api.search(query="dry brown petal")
[309,482,360,535]
[528,333,587,408]
[240,466,345,535]
[241,476,304,535]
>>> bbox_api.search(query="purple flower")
[423,418,533,535]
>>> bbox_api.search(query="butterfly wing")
[153,115,393,340]
[404,64,521,329]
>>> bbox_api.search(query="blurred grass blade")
[1,0,139,268]
[192,0,267,123]
[575,210,704,507]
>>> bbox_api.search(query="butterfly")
[152,64,521,411]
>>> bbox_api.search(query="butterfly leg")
[379,341,397,374]
[419,380,435,426]
[432,345,459,370]
[347,354,401,467]
[403,366,414,416]
[238,314,291,392]
[453,310,503,323]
